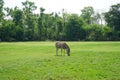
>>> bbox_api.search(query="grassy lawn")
[0,42,120,80]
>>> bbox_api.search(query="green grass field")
[0,42,120,80]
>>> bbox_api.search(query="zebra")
[55,41,70,56]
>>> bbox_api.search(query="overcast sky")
[4,0,120,14]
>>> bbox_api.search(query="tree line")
[0,0,120,41]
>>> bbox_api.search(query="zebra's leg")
[61,48,62,56]
[56,48,58,56]
[64,49,65,56]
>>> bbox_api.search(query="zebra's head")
[67,48,70,56]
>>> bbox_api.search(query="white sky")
[4,0,120,14]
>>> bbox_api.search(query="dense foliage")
[0,0,120,41]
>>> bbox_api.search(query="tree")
[91,12,102,24]
[104,3,120,40]
[0,1,119,41]
[65,14,84,41]
[0,0,4,24]
[0,20,16,41]
[104,3,120,31]
[85,24,112,41]
[22,0,37,13]
[11,7,24,41]
[22,0,37,40]
[81,6,94,24]
[38,7,45,40]
[11,7,23,26]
